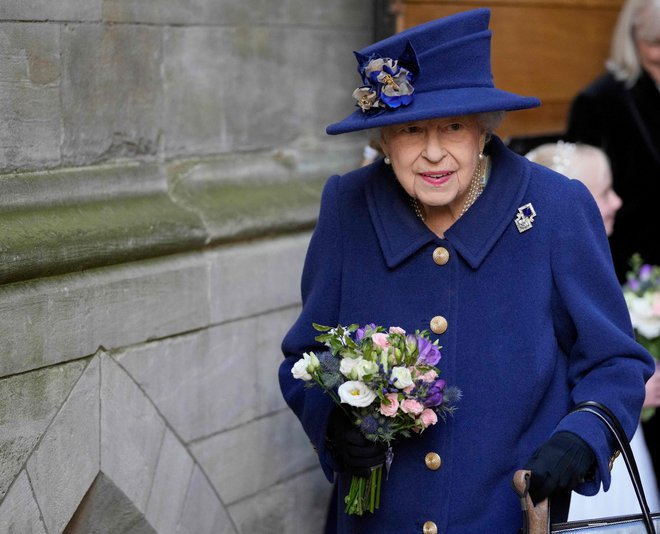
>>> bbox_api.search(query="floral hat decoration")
[352,41,419,113]
[327,8,541,135]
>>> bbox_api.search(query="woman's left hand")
[523,432,596,504]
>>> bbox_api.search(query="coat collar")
[366,136,530,269]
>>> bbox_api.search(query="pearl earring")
[478,151,484,161]
[384,156,391,165]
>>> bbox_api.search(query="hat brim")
[326,87,540,135]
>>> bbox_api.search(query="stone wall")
[0,1,374,532]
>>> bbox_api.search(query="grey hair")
[475,111,506,134]
[607,0,660,86]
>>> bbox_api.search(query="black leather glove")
[524,431,596,505]
[326,407,388,477]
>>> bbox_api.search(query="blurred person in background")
[526,141,660,517]
[567,0,660,493]
[567,0,660,281]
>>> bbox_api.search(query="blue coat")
[279,137,654,533]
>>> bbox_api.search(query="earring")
[384,156,391,165]
[478,151,484,161]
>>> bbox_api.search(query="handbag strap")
[512,401,657,534]
[570,401,655,533]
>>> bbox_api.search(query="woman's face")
[635,10,660,84]
[380,116,486,216]
[576,152,622,236]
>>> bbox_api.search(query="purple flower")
[416,336,441,366]
[423,379,446,407]
[640,264,653,281]
[628,279,641,292]
[356,323,376,341]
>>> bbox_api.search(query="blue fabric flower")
[352,43,418,113]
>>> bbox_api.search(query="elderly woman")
[279,9,654,533]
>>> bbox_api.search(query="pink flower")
[372,333,391,349]
[401,399,424,415]
[419,409,438,428]
[389,326,406,335]
[379,393,399,417]
[417,369,438,383]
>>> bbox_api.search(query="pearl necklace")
[410,155,490,222]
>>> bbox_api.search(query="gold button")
[425,452,441,470]
[423,521,438,534]
[430,316,447,335]
[432,247,449,265]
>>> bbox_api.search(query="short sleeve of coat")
[279,174,344,481]
[550,179,654,494]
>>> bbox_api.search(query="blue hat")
[326,8,540,135]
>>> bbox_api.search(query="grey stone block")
[60,23,163,166]
[163,26,297,157]
[190,409,318,504]
[103,0,372,27]
[63,473,157,534]
[145,429,195,534]
[0,471,47,534]
[209,235,307,323]
[162,24,369,158]
[0,24,61,172]
[0,254,210,378]
[27,357,100,534]
[289,28,374,138]
[1,1,101,21]
[116,306,297,443]
[228,469,331,534]
[0,360,86,500]
[100,354,166,511]
[176,466,236,534]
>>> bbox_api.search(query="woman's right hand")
[326,407,388,477]
[643,365,660,408]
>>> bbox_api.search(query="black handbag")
[513,401,660,534]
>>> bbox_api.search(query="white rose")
[630,296,660,339]
[338,381,377,407]
[391,366,414,389]
[291,352,319,381]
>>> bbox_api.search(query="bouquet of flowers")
[624,254,660,421]
[291,323,460,516]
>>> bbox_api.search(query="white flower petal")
[338,381,377,407]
